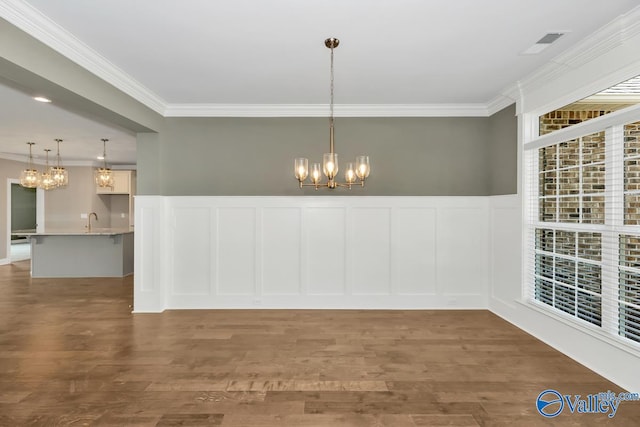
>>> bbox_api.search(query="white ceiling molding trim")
[0,0,167,114]
[506,5,640,107]
[486,95,517,116]
[555,6,640,71]
[522,58,640,118]
[0,152,98,167]
[164,103,491,118]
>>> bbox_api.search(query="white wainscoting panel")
[392,208,437,295]
[351,208,391,295]
[262,207,302,296]
[135,196,491,311]
[437,207,489,299]
[305,207,346,295]
[172,207,211,296]
[133,196,165,312]
[216,207,256,296]
[488,194,522,306]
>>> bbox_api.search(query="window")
[534,229,602,326]
[619,235,640,342]
[525,113,640,348]
[539,75,640,136]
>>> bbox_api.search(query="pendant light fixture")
[50,138,69,187]
[39,149,56,190]
[95,138,114,188]
[19,142,40,188]
[39,149,57,190]
[294,37,370,190]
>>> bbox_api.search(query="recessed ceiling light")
[521,32,565,55]
[33,96,52,103]
[97,155,105,160]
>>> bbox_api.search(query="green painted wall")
[488,104,517,195]
[138,114,516,196]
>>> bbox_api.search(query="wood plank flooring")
[1,260,639,426]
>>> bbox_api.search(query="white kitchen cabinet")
[96,170,134,194]
[96,170,136,227]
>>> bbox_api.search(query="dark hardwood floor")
[1,260,639,426]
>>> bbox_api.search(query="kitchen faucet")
[87,212,98,232]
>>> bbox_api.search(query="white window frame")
[523,103,640,351]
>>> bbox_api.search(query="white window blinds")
[525,107,640,347]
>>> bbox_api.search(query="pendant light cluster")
[95,138,114,189]
[294,38,370,190]
[19,139,69,190]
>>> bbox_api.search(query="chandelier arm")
[299,180,365,189]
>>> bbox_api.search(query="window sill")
[516,298,640,358]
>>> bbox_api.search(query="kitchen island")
[13,228,134,278]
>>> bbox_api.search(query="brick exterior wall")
[539,110,613,136]
[538,131,605,224]
[625,121,640,224]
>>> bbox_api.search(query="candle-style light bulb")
[355,155,370,179]
[345,162,356,184]
[294,158,309,181]
[310,163,322,184]
[323,153,338,179]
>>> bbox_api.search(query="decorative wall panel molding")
[133,196,166,312]
[134,196,491,312]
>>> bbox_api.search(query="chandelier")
[95,138,114,188]
[19,142,39,188]
[294,38,370,190]
[50,138,69,187]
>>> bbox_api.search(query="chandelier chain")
[330,43,334,124]
[55,138,62,167]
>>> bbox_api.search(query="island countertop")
[13,228,134,236]
[17,228,135,278]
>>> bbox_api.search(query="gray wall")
[138,115,516,196]
[488,104,517,195]
[136,132,162,195]
[44,166,111,230]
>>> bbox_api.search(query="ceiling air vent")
[521,32,565,55]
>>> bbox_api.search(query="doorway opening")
[6,179,44,263]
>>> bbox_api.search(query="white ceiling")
[1,0,640,164]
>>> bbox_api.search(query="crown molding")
[0,0,167,114]
[112,164,137,170]
[508,5,640,106]
[0,153,29,164]
[486,94,516,116]
[164,103,491,117]
[0,152,96,166]
[555,6,640,71]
